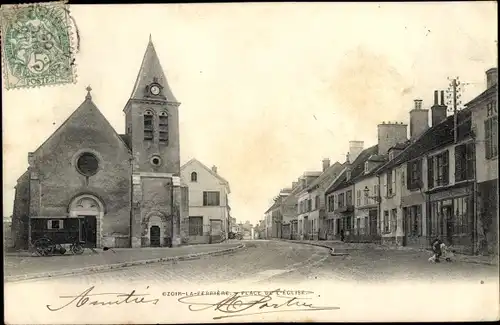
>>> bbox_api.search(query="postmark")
[0,1,76,90]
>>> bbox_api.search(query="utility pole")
[446,77,463,143]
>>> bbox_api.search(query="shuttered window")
[144,111,154,140]
[485,115,498,159]
[189,216,203,236]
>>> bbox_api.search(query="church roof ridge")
[130,36,178,102]
[32,89,132,157]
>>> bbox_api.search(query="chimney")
[212,165,218,174]
[409,99,429,140]
[431,89,447,126]
[348,141,364,162]
[486,67,498,89]
[300,177,306,188]
[377,122,408,156]
[322,158,330,172]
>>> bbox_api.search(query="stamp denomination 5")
[0,1,76,90]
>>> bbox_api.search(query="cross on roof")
[85,85,92,100]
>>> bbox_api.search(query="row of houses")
[264,67,498,256]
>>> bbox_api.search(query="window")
[386,170,393,196]
[150,155,162,166]
[390,209,397,232]
[485,112,498,159]
[383,210,389,233]
[328,195,335,212]
[315,195,320,211]
[364,188,369,205]
[364,161,369,174]
[407,159,422,190]
[404,205,422,237]
[203,191,220,206]
[455,143,475,182]
[191,172,198,182]
[47,220,63,230]
[356,190,361,206]
[428,151,449,188]
[159,112,169,144]
[356,218,361,235]
[338,193,345,208]
[346,190,352,206]
[188,216,203,236]
[307,199,312,212]
[453,196,470,235]
[144,111,154,140]
[76,153,99,176]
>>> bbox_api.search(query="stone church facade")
[11,37,189,249]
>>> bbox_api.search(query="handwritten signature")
[177,289,340,319]
[46,286,160,311]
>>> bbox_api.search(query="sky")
[2,2,498,225]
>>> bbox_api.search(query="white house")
[180,159,231,244]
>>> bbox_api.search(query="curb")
[5,243,245,283]
[280,240,497,266]
[284,239,350,256]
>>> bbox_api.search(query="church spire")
[130,36,178,102]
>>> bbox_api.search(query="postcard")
[2,2,499,324]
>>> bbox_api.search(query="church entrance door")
[80,216,97,248]
[150,226,161,247]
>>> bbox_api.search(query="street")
[6,240,497,286]
[5,240,498,323]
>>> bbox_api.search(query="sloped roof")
[306,161,343,191]
[464,83,497,107]
[377,109,472,174]
[264,199,281,214]
[180,158,231,193]
[325,170,347,196]
[130,36,178,102]
[325,145,378,194]
[119,134,132,150]
[31,92,132,157]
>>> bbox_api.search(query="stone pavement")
[3,242,244,282]
[283,239,499,266]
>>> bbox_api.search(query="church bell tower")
[124,36,182,248]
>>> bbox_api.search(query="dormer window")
[191,172,198,182]
[364,161,369,173]
[389,151,395,161]
[346,170,351,181]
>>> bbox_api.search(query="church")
[11,37,190,249]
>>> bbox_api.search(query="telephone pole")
[446,77,463,143]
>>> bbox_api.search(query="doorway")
[442,205,453,245]
[369,210,378,236]
[79,215,97,248]
[150,226,161,247]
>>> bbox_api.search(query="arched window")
[144,110,154,141]
[191,172,198,182]
[159,111,168,144]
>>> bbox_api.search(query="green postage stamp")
[0,1,76,90]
